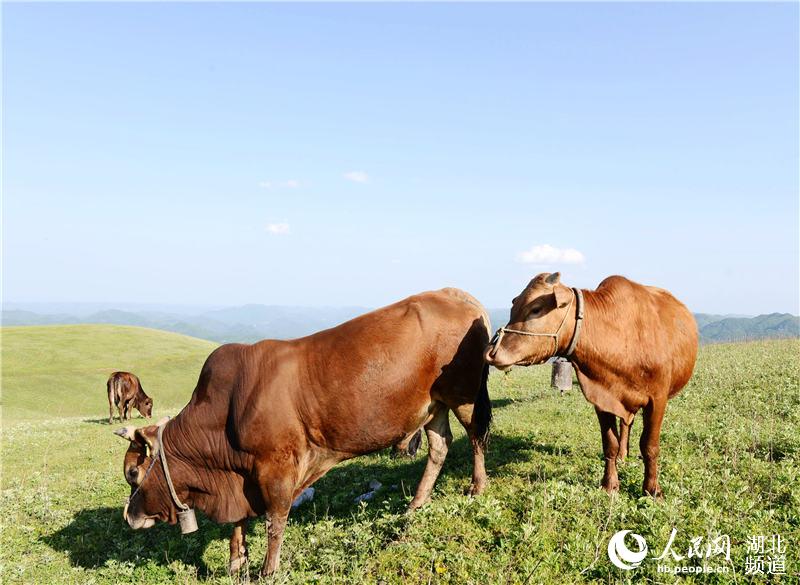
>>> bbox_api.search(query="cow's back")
[107,371,139,405]
[596,276,697,396]
[645,285,698,396]
[233,289,490,456]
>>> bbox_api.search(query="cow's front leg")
[261,505,290,576]
[228,519,249,574]
[258,475,294,577]
[595,408,620,493]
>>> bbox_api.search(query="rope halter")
[123,419,198,533]
[489,287,584,361]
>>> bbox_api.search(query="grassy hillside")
[1,325,217,422]
[1,336,798,583]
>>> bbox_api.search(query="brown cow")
[484,273,697,498]
[114,289,492,576]
[107,372,153,424]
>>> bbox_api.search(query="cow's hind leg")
[108,393,115,425]
[618,414,634,461]
[640,397,667,499]
[114,397,123,423]
[596,408,620,493]
[452,403,487,496]
[228,519,249,574]
[408,404,452,511]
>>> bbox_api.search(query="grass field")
[1,325,217,421]
[1,325,798,583]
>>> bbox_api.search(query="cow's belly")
[309,381,437,455]
[320,394,434,456]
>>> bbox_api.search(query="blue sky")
[4,3,798,314]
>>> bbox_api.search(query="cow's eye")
[529,306,541,317]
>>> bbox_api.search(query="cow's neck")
[158,406,259,522]
[565,286,615,374]
[565,287,643,421]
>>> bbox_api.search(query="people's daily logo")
[608,530,649,570]
[607,528,787,576]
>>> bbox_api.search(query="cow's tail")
[106,376,117,406]
[473,362,493,448]
[109,376,121,407]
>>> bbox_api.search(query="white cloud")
[343,170,369,184]
[259,180,300,189]
[265,222,291,235]
[517,244,585,265]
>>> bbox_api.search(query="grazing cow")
[107,372,153,424]
[484,273,697,498]
[114,289,492,576]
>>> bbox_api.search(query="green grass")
[1,326,798,583]
[1,325,216,422]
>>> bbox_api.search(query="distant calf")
[107,372,153,424]
[485,273,698,498]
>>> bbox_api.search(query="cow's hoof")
[391,447,413,459]
[406,498,428,513]
[643,486,664,502]
[601,481,620,494]
[259,564,278,578]
[228,556,248,575]
[466,481,486,496]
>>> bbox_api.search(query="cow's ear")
[545,272,561,286]
[134,426,159,451]
[553,283,572,308]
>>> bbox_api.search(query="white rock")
[291,487,315,509]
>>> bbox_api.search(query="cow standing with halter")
[114,288,493,576]
[485,272,698,498]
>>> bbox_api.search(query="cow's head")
[484,272,574,368]
[136,395,154,419]
[114,419,175,530]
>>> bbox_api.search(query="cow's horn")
[114,426,137,441]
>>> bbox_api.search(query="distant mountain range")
[3,305,798,345]
[1,305,368,344]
